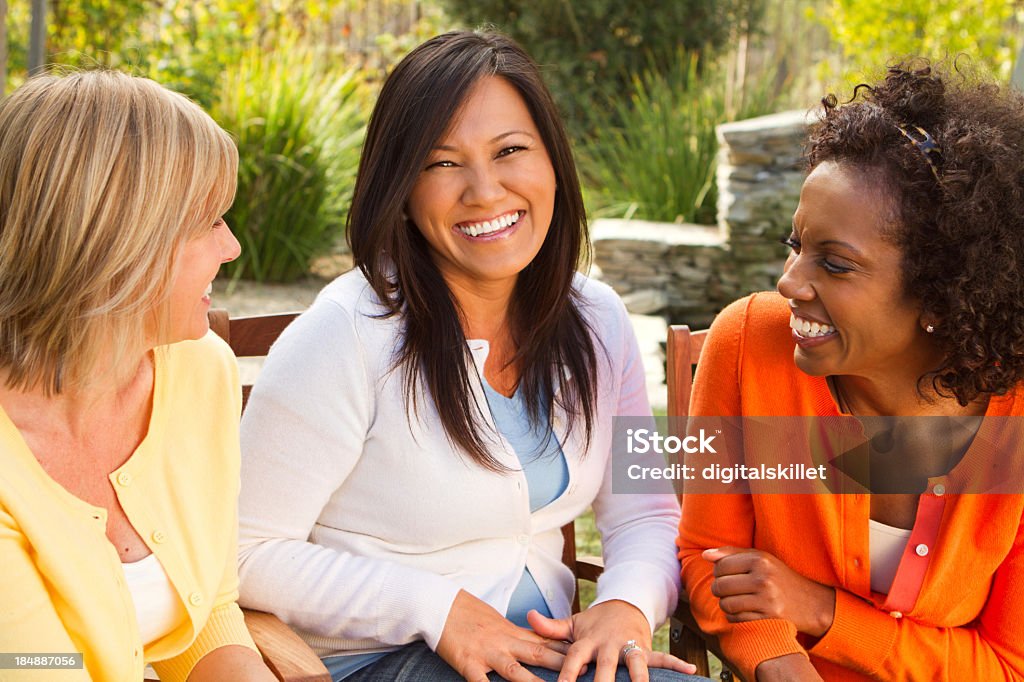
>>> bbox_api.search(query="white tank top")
[122,553,187,646]
[868,519,912,594]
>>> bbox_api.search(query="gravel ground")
[212,275,669,411]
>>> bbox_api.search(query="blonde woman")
[0,72,275,681]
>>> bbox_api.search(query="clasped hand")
[437,590,569,682]
[438,592,697,681]
[702,547,836,638]
[529,599,697,682]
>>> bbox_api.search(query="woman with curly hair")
[679,61,1024,680]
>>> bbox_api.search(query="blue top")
[322,379,569,678]
[482,379,569,627]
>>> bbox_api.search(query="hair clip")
[897,125,943,182]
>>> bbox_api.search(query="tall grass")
[582,51,782,225]
[213,40,369,282]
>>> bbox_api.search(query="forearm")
[755,653,821,682]
[591,489,681,629]
[679,494,805,679]
[187,645,276,682]
[239,538,461,648]
[809,589,1024,679]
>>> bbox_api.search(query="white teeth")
[457,211,520,237]
[205,284,212,296]
[790,313,835,338]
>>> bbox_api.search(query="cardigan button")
[189,592,203,606]
[889,611,903,619]
[915,543,929,557]
[116,471,132,486]
[933,483,945,496]
[152,530,167,544]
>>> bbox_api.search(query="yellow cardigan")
[0,333,256,681]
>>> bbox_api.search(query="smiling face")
[406,75,557,295]
[777,160,940,381]
[162,217,241,344]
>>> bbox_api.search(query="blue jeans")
[336,641,710,682]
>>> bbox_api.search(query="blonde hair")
[0,70,238,394]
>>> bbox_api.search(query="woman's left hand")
[703,547,836,638]
[528,600,698,681]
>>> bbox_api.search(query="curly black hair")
[808,60,1024,405]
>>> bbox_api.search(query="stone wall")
[591,109,812,328]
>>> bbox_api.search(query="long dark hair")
[347,30,598,471]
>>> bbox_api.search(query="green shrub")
[817,0,1023,86]
[213,41,369,282]
[581,50,782,225]
[438,0,766,134]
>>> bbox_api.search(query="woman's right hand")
[436,590,569,682]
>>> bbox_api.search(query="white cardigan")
[237,269,681,657]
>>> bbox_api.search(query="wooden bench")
[664,325,741,681]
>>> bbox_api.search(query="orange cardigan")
[678,293,1024,681]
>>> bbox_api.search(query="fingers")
[722,609,769,623]
[461,662,494,682]
[710,550,765,578]
[710,572,759,597]
[508,638,566,672]
[557,641,594,682]
[526,610,573,641]
[646,651,698,675]
[718,592,769,616]
[701,546,746,562]
[593,646,620,682]
[465,658,544,682]
[491,657,546,682]
[623,646,649,682]
[543,639,571,656]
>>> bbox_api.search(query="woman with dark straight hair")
[238,30,701,682]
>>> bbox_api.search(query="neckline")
[818,374,1016,418]
[122,551,159,568]
[481,375,519,402]
[868,518,913,536]
[0,349,166,516]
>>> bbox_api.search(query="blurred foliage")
[213,37,369,282]
[4,0,437,282]
[437,0,766,133]
[816,0,1024,85]
[581,50,784,224]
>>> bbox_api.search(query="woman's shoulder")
[290,268,397,338]
[709,293,792,353]
[713,292,791,332]
[571,272,630,323]
[315,268,388,317]
[165,330,235,370]
[700,292,798,383]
